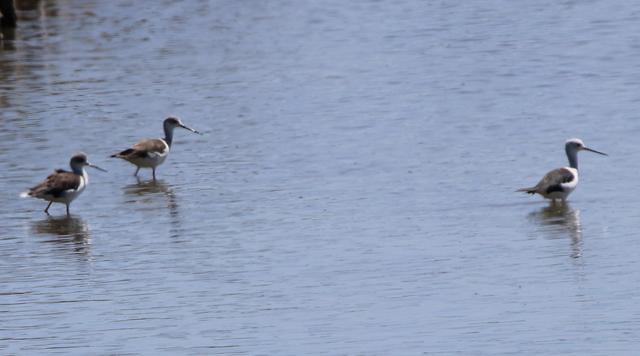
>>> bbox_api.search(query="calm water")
[2,0,640,354]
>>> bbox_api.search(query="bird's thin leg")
[66,204,70,216]
[44,201,52,214]
[152,168,156,181]
[134,167,140,176]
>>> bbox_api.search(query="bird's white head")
[564,138,607,169]
[565,138,584,148]
[565,138,606,155]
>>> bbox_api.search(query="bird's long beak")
[179,124,202,135]
[87,163,108,172]
[583,147,608,156]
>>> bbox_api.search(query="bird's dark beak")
[583,147,607,156]
[179,124,201,135]
[87,163,108,172]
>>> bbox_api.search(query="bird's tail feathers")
[516,187,537,195]
[20,191,31,198]
[111,148,134,158]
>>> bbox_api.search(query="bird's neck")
[566,147,578,170]
[163,126,174,147]
[71,164,85,176]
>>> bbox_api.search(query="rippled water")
[2,0,640,354]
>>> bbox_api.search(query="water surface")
[2,0,640,354]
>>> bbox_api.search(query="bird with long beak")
[110,116,201,180]
[21,153,107,215]
[518,138,607,203]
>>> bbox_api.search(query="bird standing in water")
[111,117,201,180]
[21,153,107,215]
[518,138,607,203]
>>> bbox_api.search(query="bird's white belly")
[546,189,572,200]
[44,174,87,204]
[129,150,168,168]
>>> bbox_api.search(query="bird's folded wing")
[536,167,575,193]
[30,171,81,197]
[132,139,168,155]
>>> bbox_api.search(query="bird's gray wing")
[535,167,575,194]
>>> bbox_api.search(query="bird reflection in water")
[529,203,583,258]
[124,178,181,238]
[31,216,91,255]
[124,178,178,211]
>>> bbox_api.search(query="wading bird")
[111,117,200,180]
[518,138,607,203]
[21,153,106,215]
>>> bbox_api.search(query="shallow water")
[2,0,640,354]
